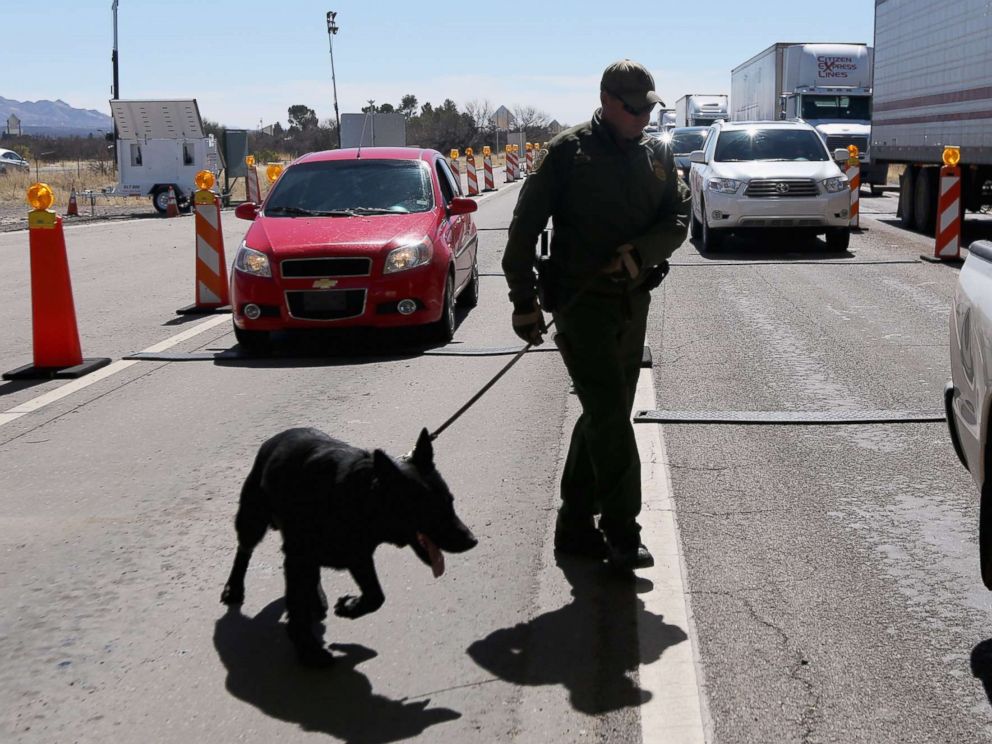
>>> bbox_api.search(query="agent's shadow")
[972,638,992,707]
[214,600,460,743]
[466,556,688,714]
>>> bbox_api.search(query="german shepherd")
[221,427,478,667]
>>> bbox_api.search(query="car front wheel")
[690,204,702,240]
[701,199,725,252]
[234,324,270,355]
[456,260,479,308]
[430,273,456,343]
[825,227,850,251]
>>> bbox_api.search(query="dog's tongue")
[417,532,445,578]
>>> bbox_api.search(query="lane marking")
[0,314,231,428]
[634,369,710,743]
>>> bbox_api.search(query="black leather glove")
[511,298,547,346]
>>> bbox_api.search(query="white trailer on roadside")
[110,99,222,214]
[871,0,992,234]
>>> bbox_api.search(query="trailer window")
[130,144,142,167]
[183,142,194,166]
[800,95,871,121]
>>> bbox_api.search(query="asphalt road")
[0,183,991,743]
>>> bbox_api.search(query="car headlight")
[707,177,742,194]
[234,242,272,277]
[384,240,433,274]
[821,176,849,194]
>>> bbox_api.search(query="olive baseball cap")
[600,60,665,109]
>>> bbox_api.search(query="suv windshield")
[714,129,828,162]
[800,95,871,121]
[265,160,434,216]
[668,131,707,154]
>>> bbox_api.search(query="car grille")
[826,135,868,156]
[280,257,371,278]
[738,217,826,227]
[745,179,820,198]
[286,289,366,320]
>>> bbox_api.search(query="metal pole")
[111,0,119,100]
[326,11,341,149]
[367,100,375,146]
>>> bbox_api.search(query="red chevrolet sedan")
[231,147,479,351]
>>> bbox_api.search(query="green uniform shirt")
[503,110,691,304]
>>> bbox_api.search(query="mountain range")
[0,97,113,136]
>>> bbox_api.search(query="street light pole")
[111,0,120,100]
[326,11,341,149]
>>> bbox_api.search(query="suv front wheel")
[701,198,725,252]
[825,227,850,251]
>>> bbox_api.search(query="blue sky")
[2,1,874,129]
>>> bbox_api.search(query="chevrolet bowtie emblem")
[313,279,338,289]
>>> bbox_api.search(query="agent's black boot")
[554,512,607,560]
[606,539,655,571]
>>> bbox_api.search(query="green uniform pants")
[553,287,650,545]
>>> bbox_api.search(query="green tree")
[399,94,419,119]
[287,105,318,131]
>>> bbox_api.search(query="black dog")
[221,427,477,667]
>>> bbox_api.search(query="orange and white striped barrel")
[449,149,460,192]
[465,148,480,196]
[504,146,514,183]
[482,147,496,191]
[246,158,261,204]
[525,143,534,176]
[846,159,860,228]
[935,163,962,259]
[193,188,230,308]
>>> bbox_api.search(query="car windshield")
[264,159,434,216]
[714,129,828,162]
[668,131,707,154]
[800,95,871,121]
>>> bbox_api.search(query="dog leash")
[428,259,670,442]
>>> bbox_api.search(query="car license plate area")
[286,289,366,320]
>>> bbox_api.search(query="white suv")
[688,120,852,252]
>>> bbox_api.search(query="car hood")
[246,211,438,257]
[814,122,870,137]
[709,160,844,182]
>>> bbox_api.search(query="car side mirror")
[234,202,259,221]
[448,197,478,216]
[833,148,850,163]
[689,150,707,164]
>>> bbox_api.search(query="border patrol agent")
[503,60,690,571]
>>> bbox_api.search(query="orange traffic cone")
[3,184,110,380]
[66,188,79,217]
[166,186,180,218]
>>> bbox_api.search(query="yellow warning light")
[195,170,216,191]
[943,146,961,167]
[526,142,533,151]
[483,146,491,156]
[847,144,859,158]
[505,145,512,153]
[245,155,256,168]
[266,163,284,183]
[450,149,459,159]
[512,144,519,152]
[27,183,54,211]
[465,147,474,156]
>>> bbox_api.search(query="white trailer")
[674,95,728,127]
[731,42,884,190]
[110,100,221,214]
[871,0,992,234]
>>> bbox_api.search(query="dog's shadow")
[466,556,688,714]
[214,600,460,743]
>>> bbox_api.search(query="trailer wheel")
[898,166,916,228]
[152,187,170,214]
[913,167,937,235]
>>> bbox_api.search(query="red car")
[231,147,479,351]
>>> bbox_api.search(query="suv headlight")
[821,177,849,194]
[234,242,272,277]
[384,240,433,274]
[707,177,742,194]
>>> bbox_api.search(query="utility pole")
[326,11,341,149]
[367,100,376,146]
[111,0,120,166]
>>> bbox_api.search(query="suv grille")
[286,289,366,320]
[281,257,371,278]
[745,179,820,198]
[826,135,868,155]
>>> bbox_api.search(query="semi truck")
[731,42,884,192]
[110,99,222,214]
[674,95,728,128]
[871,0,992,235]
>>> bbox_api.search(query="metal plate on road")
[634,409,945,425]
